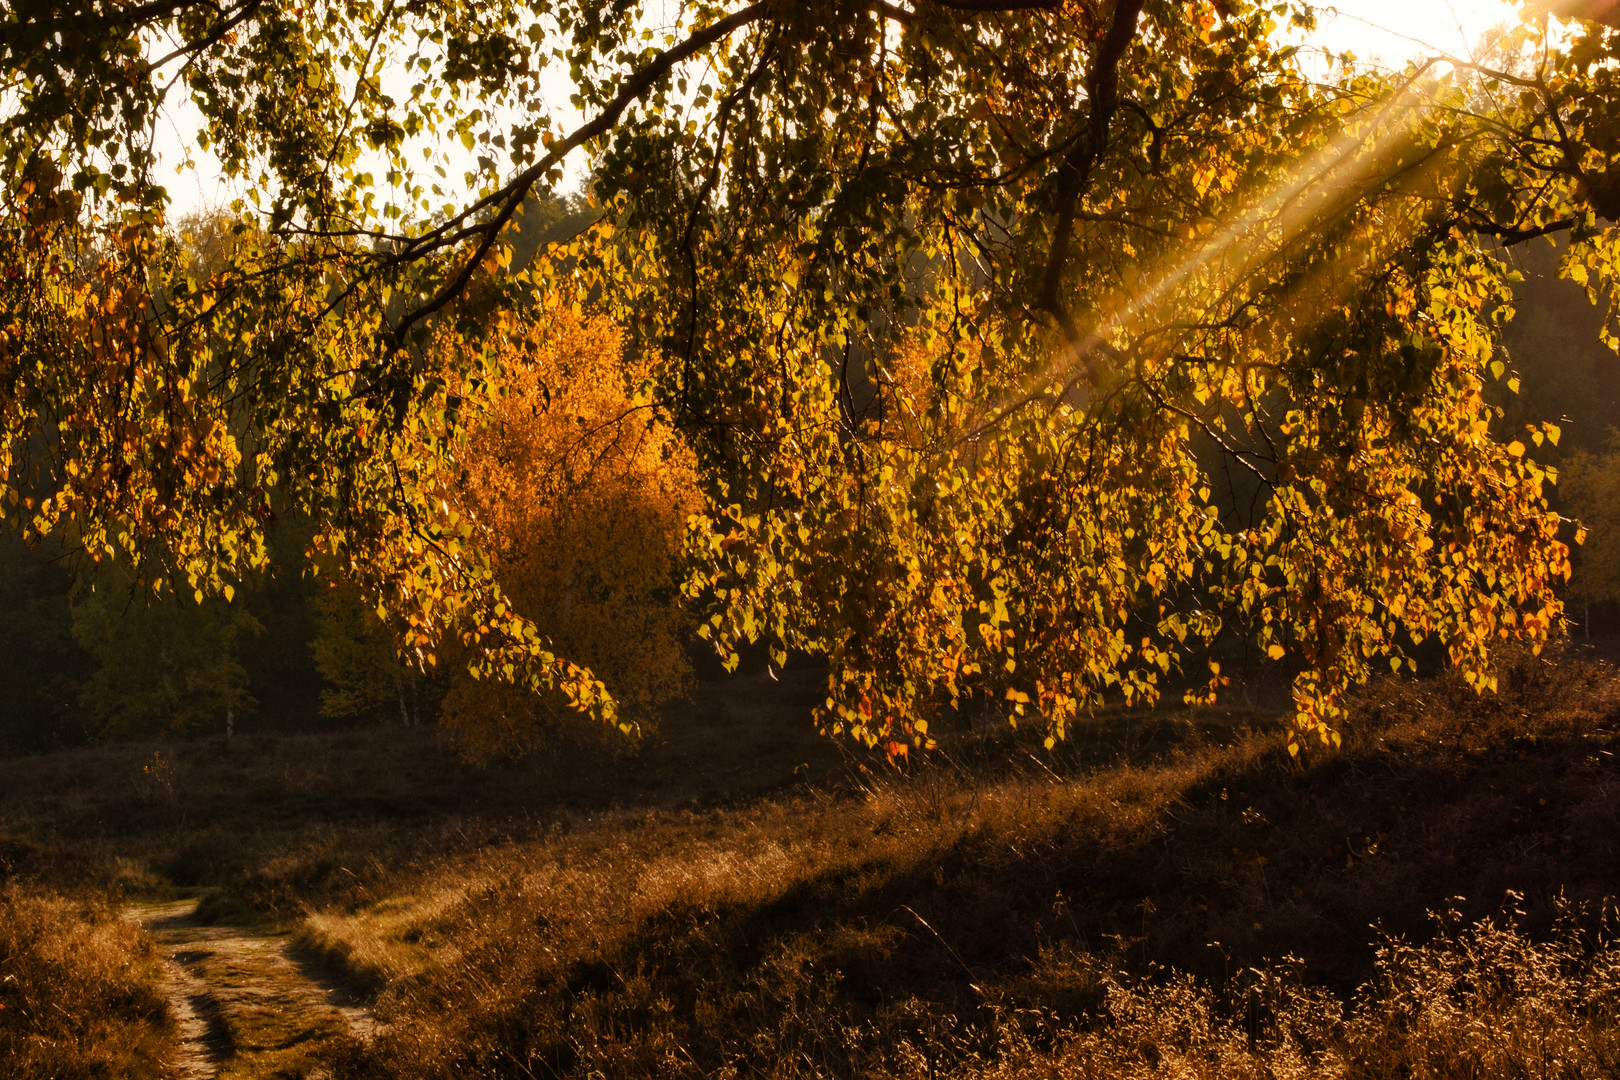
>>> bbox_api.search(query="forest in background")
[0,189,692,755]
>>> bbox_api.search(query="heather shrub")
[0,885,171,1079]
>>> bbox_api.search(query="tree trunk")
[395,669,412,726]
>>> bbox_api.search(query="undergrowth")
[4,652,1620,1078]
[0,885,172,1079]
[891,905,1620,1079]
[296,650,1620,1078]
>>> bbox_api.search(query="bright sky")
[1310,0,1523,63]
[153,0,1527,220]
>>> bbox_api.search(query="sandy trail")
[127,897,379,1079]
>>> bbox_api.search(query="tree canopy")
[4,0,1620,751]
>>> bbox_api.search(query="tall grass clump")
[1343,903,1620,1078]
[0,885,172,1079]
[920,904,1618,1079]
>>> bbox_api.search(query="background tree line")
[1507,242,1620,635]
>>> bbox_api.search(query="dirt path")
[126,898,379,1080]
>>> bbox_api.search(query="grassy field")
[3,651,1620,1077]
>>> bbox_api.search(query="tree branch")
[925,0,1064,10]
[389,2,773,346]
[1034,0,1146,384]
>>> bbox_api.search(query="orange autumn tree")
[438,303,700,755]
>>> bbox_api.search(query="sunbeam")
[1044,76,1445,418]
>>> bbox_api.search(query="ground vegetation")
[3,651,1620,1077]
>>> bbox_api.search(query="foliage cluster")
[9,0,1620,754]
[615,2,1582,752]
[438,300,700,754]
[0,237,1611,754]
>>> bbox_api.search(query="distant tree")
[1560,440,1620,635]
[503,191,599,272]
[438,302,699,755]
[71,577,259,740]
[0,532,91,753]
[237,518,326,729]
[310,580,423,726]
[1500,240,1620,461]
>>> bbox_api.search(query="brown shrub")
[0,885,171,1080]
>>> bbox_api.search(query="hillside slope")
[3,653,1619,1078]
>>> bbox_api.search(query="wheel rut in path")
[127,897,380,1079]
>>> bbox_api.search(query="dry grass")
[0,885,172,1079]
[887,906,1620,1079]
[0,666,845,907]
[306,647,1620,1075]
[6,653,1620,1078]
[1344,904,1620,1078]
[297,886,468,991]
[285,649,1620,1078]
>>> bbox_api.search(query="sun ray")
[979,74,1451,432]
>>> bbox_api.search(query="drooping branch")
[148,0,266,70]
[384,0,1100,346]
